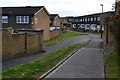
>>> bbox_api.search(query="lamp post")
[100,4,103,38]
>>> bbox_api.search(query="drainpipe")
[106,25,108,44]
[25,33,27,52]
[100,4,103,38]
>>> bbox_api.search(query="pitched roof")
[50,14,59,20]
[2,6,44,16]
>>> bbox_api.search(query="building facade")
[50,14,61,27]
[66,14,101,32]
[2,6,50,40]
[61,17,68,27]
[50,14,61,31]
[66,12,114,32]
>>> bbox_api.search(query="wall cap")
[19,29,44,32]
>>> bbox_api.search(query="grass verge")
[2,43,83,79]
[44,31,88,46]
[104,52,119,78]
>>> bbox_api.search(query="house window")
[75,19,78,22]
[79,19,81,22]
[82,18,84,22]
[88,17,90,21]
[81,19,83,22]
[97,17,100,21]
[64,19,66,22]
[91,17,93,21]
[50,20,52,23]
[85,18,87,21]
[2,16,8,23]
[16,16,29,23]
[94,17,96,21]
[68,19,72,21]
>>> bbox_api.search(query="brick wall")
[53,16,61,27]
[33,9,50,41]
[61,17,68,24]
[2,28,43,60]
[50,30,60,39]
[116,1,120,14]
[103,25,115,44]
[26,33,41,53]
[66,27,71,30]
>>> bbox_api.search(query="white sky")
[0,0,115,17]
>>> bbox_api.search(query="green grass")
[104,52,119,78]
[2,43,83,79]
[44,31,88,46]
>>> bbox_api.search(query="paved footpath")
[46,34,104,78]
[3,33,90,70]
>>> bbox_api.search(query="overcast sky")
[0,0,115,17]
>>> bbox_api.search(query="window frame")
[16,16,29,23]
[2,16,8,23]
[85,18,87,22]
[97,17,100,21]
[94,17,96,21]
[91,17,93,21]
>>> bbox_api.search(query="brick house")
[66,16,75,30]
[61,17,68,31]
[2,6,50,40]
[50,14,61,27]
[49,14,61,39]
[61,17,68,26]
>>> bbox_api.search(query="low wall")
[66,27,71,30]
[26,33,41,53]
[2,28,43,60]
[107,26,115,44]
[2,28,25,59]
[103,25,115,45]
[50,30,60,39]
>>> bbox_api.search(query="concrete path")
[3,33,90,70]
[46,34,104,78]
